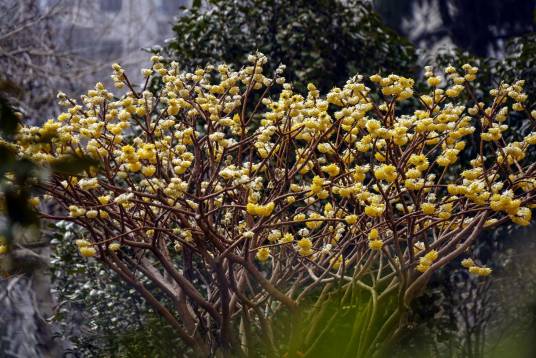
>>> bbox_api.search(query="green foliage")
[49,154,99,176]
[164,0,417,92]
[100,314,185,358]
[0,84,38,253]
[51,222,184,357]
[0,95,18,137]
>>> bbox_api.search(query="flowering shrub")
[11,53,536,356]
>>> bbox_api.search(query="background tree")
[374,0,536,57]
[163,0,417,92]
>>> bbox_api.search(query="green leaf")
[50,154,100,176]
[0,142,16,176]
[5,187,39,226]
[0,95,19,137]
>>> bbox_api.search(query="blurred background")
[1,0,535,357]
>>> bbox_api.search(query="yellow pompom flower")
[280,233,294,243]
[468,266,492,276]
[297,238,313,256]
[142,165,157,177]
[427,76,441,87]
[293,213,306,221]
[345,214,358,225]
[297,238,312,250]
[461,258,475,268]
[305,213,323,230]
[310,175,324,193]
[330,255,345,270]
[247,202,276,217]
[321,164,340,177]
[374,164,397,183]
[421,203,436,215]
[369,240,383,250]
[510,207,532,226]
[408,154,429,171]
[364,204,385,217]
[368,228,379,240]
[86,210,98,219]
[108,242,121,252]
[256,247,271,262]
[417,250,439,272]
[79,246,97,257]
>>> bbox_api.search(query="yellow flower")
[369,74,382,83]
[510,207,532,226]
[108,242,121,251]
[29,197,41,207]
[408,154,429,171]
[344,214,358,225]
[128,161,142,172]
[293,213,306,221]
[142,165,157,177]
[118,110,131,121]
[79,246,97,257]
[468,266,492,276]
[247,202,275,217]
[461,258,474,268]
[69,205,86,218]
[416,264,429,273]
[0,244,8,255]
[305,213,323,229]
[417,250,439,272]
[86,210,98,219]
[310,175,324,193]
[297,238,312,250]
[421,203,436,215]
[427,76,441,87]
[364,204,385,217]
[369,240,383,250]
[368,228,379,240]
[424,250,438,262]
[98,195,110,205]
[405,178,424,191]
[321,164,340,177]
[256,247,271,262]
[330,255,345,270]
[374,164,397,183]
[280,233,294,244]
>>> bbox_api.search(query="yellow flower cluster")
[297,238,313,257]
[330,254,347,270]
[374,164,397,183]
[247,202,276,217]
[416,250,439,272]
[367,228,383,250]
[256,247,271,262]
[461,258,492,276]
[76,239,96,257]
